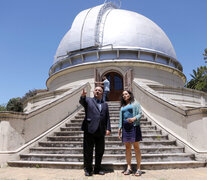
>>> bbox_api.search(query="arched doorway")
[104,72,123,101]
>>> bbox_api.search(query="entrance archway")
[104,72,123,101]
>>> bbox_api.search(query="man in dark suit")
[79,86,111,176]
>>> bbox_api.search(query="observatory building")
[1,2,207,169]
[47,2,184,100]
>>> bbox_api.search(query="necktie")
[96,99,102,111]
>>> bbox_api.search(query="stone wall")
[0,83,91,166]
[133,80,207,155]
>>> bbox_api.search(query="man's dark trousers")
[84,127,105,172]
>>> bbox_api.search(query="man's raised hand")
[81,88,87,97]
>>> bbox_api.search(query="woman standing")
[118,90,142,176]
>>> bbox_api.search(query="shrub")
[0,105,6,111]
[21,89,38,103]
[6,97,23,112]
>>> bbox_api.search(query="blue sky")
[0,0,206,105]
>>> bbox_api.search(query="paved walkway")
[0,167,207,180]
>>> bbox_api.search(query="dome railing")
[49,47,183,76]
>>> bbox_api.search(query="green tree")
[21,89,38,103]
[6,97,23,112]
[186,66,207,92]
[0,104,6,111]
[1,89,38,113]
[204,48,207,62]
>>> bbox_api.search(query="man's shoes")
[94,170,105,175]
[85,171,93,176]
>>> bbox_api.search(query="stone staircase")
[8,102,205,169]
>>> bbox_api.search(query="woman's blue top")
[119,101,142,129]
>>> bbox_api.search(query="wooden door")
[105,72,123,101]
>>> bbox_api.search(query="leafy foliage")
[186,66,207,92]
[0,105,6,111]
[6,97,23,112]
[1,89,38,113]
[21,89,38,103]
[203,48,207,61]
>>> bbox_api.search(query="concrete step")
[108,103,120,106]
[54,130,162,136]
[46,135,168,141]
[18,153,195,162]
[38,140,176,148]
[78,112,120,116]
[70,117,147,123]
[80,108,120,111]
[80,109,121,113]
[65,121,151,127]
[8,160,205,170]
[73,114,146,120]
[109,107,121,111]
[71,116,147,121]
[108,108,120,111]
[29,146,184,154]
[60,125,157,131]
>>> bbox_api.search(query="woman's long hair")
[120,90,135,107]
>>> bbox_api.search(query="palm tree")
[186,66,207,92]
[204,48,207,63]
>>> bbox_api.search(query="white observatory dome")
[50,3,182,75]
